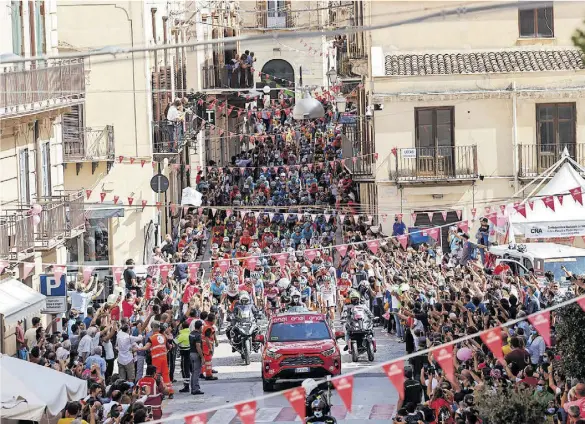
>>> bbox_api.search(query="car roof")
[489,243,585,259]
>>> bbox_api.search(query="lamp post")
[262,85,271,108]
[326,67,337,89]
[335,95,347,113]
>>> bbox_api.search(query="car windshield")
[268,321,330,342]
[544,257,585,281]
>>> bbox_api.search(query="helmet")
[301,378,318,395]
[349,290,360,305]
[341,272,349,280]
[290,289,301,304]
[277,278,291,289]
[239,291,251,305]
[223,236,230,242]
[301,266,309,274]
[311,398,327,418]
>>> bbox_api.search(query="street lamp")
[335,95,347,113]
[262,85,271,95]
[262,85,271,108]
[326,68,337,86]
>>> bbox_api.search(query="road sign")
[40,274,66,296]
[150,173,170,193]
[205,109,216,125]
[43,297,67,314]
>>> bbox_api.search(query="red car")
[257,311,344,391]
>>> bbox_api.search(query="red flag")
[367,240,380,254]
[245,256,258,271]
[458,220,469,233]
[336,244,348,257]
[391,147,397,157]
[113,195,119,205]
[578,297,585,313]
[21,262,35,280]
[480,327,504,362]
[141,200,147,208]
[528,200,534,210]
[382,361,405,400]
[305,249,317,261]
[427,227,440,241]
[128,197,134,206]
[486,212,498,225]
[283,387,306,422]
[542,195,555,211]
[528,311,552,346]
[160,264,171,284]
[514,203,527,218]
[276,253,288,268]
[113,266,123,284]
[129,157,135,165]
[397,234,408,250]
[85,189,92,200]
[570,187,583,205]
[557,194,564,206]
[53,265,66,284]
[332,375,354,412]
[433,344,456,385]
[100,192,106,202]
[184,412,207,424]
[234,401,256,424]
[374,152,379,161]
[82,266,94,285]
[188,263,200,281]
[471,208,477,219]
[141,159,146,167]
[155,202,162,211]
[218,259,230,274]
[118,155,124,163]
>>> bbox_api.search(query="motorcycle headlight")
[322,347,336,357]
[265,350,282,360]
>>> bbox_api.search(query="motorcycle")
[228,308,261,365]
[347,305,377,362]
[302,379,336,424]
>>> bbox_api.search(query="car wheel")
[262,378,275,392]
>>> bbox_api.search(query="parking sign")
[40,274,67,314]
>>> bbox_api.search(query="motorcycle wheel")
[243,338,251,365]
[367,341,375,362]
[351,341,358,362]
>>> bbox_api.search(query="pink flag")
[528,311,552,346]
[427,227,440,241]
[85,189,92,200]
[234,401,256,424]
[433,344,456,386]
[283,387,306,422]
[53,265,67,284]
[336,245,348,257]
[480,327,504,362]
[456,210,462,220]
[426,211,433,221]
[113,266,123,284]
[184,412,207,424]
[22,262,35,280]
[188,263,200,281]
[542,195,555,212]
[160,264,171,284]
[557,194,564,206]
[276,253,288,268]
[410,212,417,223]
[441,211,447,221]
[382,361,405,400]
[499,205,506,214]
[486,212,498,225]
[332,375,354,413]
[305,249,317,261]
[514,203,527,218]
[570,187,583,205]
[367,240,380,254]
[458,220,469,233]
[397,234,408,250]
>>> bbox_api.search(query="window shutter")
[62,104,84,155]
[257,1,267,28]
[285,0,292,28]
[11,1,23,55]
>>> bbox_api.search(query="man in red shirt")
[121,293,135,319]
[563,383,585,419]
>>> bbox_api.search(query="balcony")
[0,59,85,119]
[63,126,115,163]
[389,145,478,185]
[0,215,35,261]
[202,64,254,90]
[257,8,297,28]
[518,144,585,178]
[152,115,199,160]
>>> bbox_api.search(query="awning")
[0,278,46,326]
[85,204,125,219]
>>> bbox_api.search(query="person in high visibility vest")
[138,323,174,398]
[201,313,218,380]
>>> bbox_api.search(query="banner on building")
[524,221,585,238]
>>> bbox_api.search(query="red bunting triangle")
[427,227,440,241]
[336,245,348,257]
[570,187,583,205]
[128,197,134,206]
[332,375,354,412]
[557,195,564,206]
[155,202,162,211]
[22,262,35,280]
[234,401,256,424]
[82,266,94,285]
[542,195,555,212]
[113,266,123,284]
[118,155,124,163]
[85,189,92,200]
[53,265,66,284]
[100,192,106,202]
[486,212,498,225]
[433,344,456,386]
[514,203,527,218]
[397,234,408,250]
[113,195,119,205]
[188,263,200,281]
[578,297,585,313]
[129,157,135,164]
[367,240,380,254]
[141,200,147,208]
[528,311,552,346]
[479,327,504,362]
[283,387,306,421]
[382,361,405,399]
[458,220,469,233]
[141,159,146,167]
[184,412,207,424]
[159,264,171,284]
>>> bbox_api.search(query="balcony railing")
[63,125,115,162]
[0,215,35,260]
[202,64,254,90]
[518,143,585,178]
[389,145,478,183]
[257,8,297,28]
[152,114,199,155]
[342,123,374,178]
[0,59,85,118]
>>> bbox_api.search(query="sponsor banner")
[524,221,585,238]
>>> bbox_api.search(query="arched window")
[260,59,295,92]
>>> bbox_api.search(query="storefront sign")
[339,113,356,124]
[524,221,585,238]
[402,148,416,159]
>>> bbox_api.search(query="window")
[41,142,51,197]
[35,1,46,55]
[19,149,30,205]
[519,5,554,38]
[536,103,576,150]
[62,104,85,156]
[66,218,110,263]
[414,107,455,177]
[11,1,23,55]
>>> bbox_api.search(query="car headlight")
[322,347,336,357]
[265,350,282,360]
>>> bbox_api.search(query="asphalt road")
[163,323,405,423]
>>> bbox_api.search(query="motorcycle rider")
[286,288,308,311]
[226,291,259,346]
[306,398,336,424]
[341,290,374,352]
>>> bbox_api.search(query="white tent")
[0,278,46,326]
[0,354,86,421]
[509,154,585,239]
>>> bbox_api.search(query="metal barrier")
[390,145,478,182]
[0,59,85,117]
[63,125,115,162]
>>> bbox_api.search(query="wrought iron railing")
[389,145,478,182]
[202,63,254,89]
[63,126,114,162]
[518,143,585,177]
[0,59,85,117]
[0,215,35,260]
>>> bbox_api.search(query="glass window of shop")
[66,218,110,264]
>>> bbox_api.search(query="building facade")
[364,1,585,246]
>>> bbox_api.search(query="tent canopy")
[509,161,585,238]
[0,278,46,326]
[0,354,86,420]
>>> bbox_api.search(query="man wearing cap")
[138,322,174,398]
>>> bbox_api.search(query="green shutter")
[11,1,22,55]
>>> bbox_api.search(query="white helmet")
[301,266,309,274]
[239,291,251,305]
[291,288,301,298]
[302,378,318,395]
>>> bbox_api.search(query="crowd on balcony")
[225,50,256,89]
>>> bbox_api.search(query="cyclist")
[319,274,337,322]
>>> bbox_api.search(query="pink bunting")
[427,227,440,241]
[332,375,354,413]
[22,262,35,280]
[514,203,527,218]
[570,187,583,205]
[542,195,555,212]
[528,311,552,346]
[382,361,404,400]
[53,265,66,284]
[367,240,380,254]
[397,234,408,250]
[458,220,469,233]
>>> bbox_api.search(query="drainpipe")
[512,81,519,193]
[175,29,181,97]
[151,8,160,121]
[162,16,169,99]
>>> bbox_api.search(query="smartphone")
[55,317,61,322]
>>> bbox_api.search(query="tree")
[572,23,585,54]
[555,303,585,380]
[474,386,546,424]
